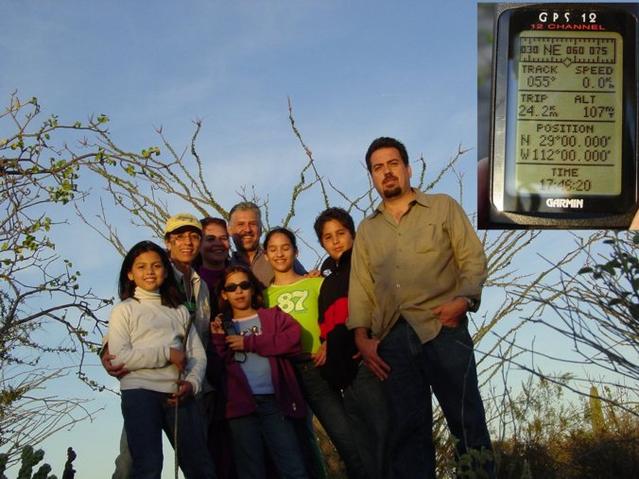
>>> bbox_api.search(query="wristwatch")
[461,296,479,312]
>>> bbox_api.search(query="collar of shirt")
[321,248,352,275]
[372,188,431,219]
[172,263,201,287]
[231,247,265,267]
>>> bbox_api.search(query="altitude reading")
[514,30,623,195]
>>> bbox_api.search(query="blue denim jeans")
[228,395,308,479]
[121,389,216,479]
[378,318,494,479]
[113,392,216,479]
[295,361,368,479]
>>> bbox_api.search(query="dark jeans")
[202,390,237,479]
[293,409,327,479]
[228,395,308,479]
[378,318,494,479]
[113,392,217,479]
[295,361,368,479]
[121,389,216,479]
[343,364,390,479]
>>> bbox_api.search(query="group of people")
[101,137,495,479]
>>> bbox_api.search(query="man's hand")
[167,380,194,406]
[225,335,244,351]
[312,341,327,367]
[305,269,322,278]
[210,315,224,334]
[431,297,468,327]
[100,344,129,378]
[169,347,186,372]
[354,328,390,381]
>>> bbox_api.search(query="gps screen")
[513,30,623,197]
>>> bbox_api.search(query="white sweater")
[107,288,206,395]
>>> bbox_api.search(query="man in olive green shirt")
[348,137,494,478]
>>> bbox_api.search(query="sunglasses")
[223,281,252,292]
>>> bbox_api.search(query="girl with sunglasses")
[210,265,308,479]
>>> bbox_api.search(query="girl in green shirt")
[264,227,367,479]
[264,228,323,360]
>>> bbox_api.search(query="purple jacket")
[211,307,307,419]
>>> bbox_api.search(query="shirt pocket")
[413,222,446,254]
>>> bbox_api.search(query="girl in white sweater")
[108,240,215,479]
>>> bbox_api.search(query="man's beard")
[233,235,257,253]
[383,186,402,199]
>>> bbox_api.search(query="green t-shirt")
[266,277,323,354]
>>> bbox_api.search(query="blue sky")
[2,0,483,292]
[1,1,626,477]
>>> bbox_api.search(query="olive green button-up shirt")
[347,190,487,343]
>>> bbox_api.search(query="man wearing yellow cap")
[162,213,212,344]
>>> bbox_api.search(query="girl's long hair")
[217,265,265,318]
[118,240,183,308]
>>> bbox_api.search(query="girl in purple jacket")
[211,265,308,479]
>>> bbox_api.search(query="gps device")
[488,3,638,228]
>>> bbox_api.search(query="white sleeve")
[108,303,171,371]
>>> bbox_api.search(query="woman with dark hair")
[195,217,231,306]
[109,240,214,478]
[210,265,308,479]
[194,217,235,478]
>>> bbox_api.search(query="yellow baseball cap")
[164,213,202,235]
